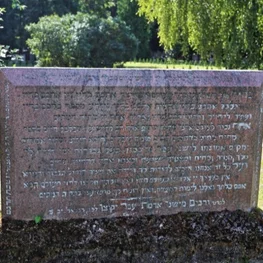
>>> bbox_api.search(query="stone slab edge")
[2,67,263,87]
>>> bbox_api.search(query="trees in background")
[0,7,5,28]
[138,0,263,69]
[26,13,138,67]
[74,0,155,59]
[0,0,155,66]
[0,7,6,66]
[117,0,152,58]
[0,0,79,49]
[5,0,263,68]
[78,0,116,17]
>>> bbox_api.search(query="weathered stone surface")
[0,68,263,221]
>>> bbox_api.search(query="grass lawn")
[124,61,222,70]
[258,154,263,209]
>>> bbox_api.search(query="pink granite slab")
[0,68,263,220]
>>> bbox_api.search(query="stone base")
[1,209,263,263]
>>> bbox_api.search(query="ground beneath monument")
[1,210,263,263]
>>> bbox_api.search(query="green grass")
[124,61,223,70]
[258,155,263,209]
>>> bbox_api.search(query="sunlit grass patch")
[124,61,221,70]
[258,154,263,209]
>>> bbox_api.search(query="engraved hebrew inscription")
[6,84,263,220]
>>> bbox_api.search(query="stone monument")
[0,68,263,221]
